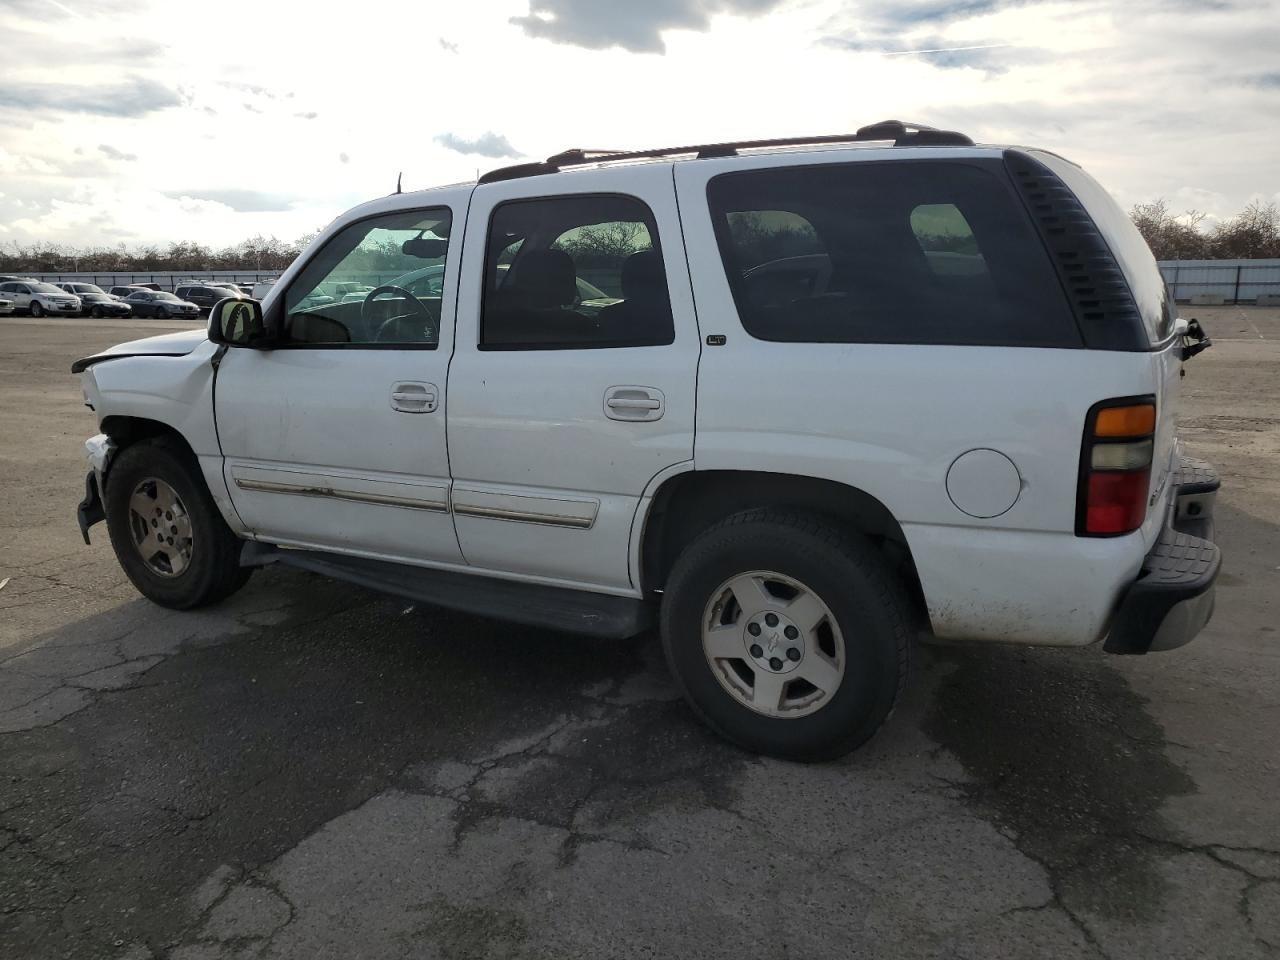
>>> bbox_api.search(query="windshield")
[74,284,105,294]
[32,283,66,294]
[153,292,180,302]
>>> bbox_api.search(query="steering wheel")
[363,285,438,344]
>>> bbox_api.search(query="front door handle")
[390,381,438,413]
[604,386,664,422]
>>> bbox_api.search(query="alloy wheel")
[127,478,194,577]
[701,570,846,718]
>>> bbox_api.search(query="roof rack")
[477,120,973,184]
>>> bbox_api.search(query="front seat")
[597,250,672,340]
[488,249,593,345]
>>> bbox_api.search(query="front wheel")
[90,305,103,319]
[156,306,170,319]
[660,510,911,761]
[29,301,43,318]
[104,437,251,608]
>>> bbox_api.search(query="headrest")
[620,249,663,300]
[513,249,577,309]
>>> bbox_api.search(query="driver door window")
[282,207,452,347]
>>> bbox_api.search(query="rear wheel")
[661,510,911,761]
[29,301,43,318]
[104,438,250,608]
[90,305,103,319]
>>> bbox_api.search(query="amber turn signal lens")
[1094,403,1156,438]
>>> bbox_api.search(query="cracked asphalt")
[2,309,1278,959]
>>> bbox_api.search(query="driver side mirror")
[208,297,268,347]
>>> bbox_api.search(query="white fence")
[1158,259,1280,303]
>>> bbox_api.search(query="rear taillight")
[1078,398,1156,537]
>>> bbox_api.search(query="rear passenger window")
[708,162,1080,347]
[481,194,674,350]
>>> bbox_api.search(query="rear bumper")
[1104,455,1221,655]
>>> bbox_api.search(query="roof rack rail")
[477,120,972,184]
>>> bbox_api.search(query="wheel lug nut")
[769,657,783,671]
[170,526,177,534]
[747,622,761,637]
[764,613,778,628]
[750,644,763,658]
[784,625,798,640]
[786,647,801,662]
[151,518,158,527]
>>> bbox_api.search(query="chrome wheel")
[127,478,193,577]
[701,570,845,718]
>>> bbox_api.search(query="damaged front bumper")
[1104,454,1221,655]
[76,434,115,545]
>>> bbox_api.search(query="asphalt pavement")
[1,309,1277,959]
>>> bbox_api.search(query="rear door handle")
[390,381,438,413]
[604,386,664,422]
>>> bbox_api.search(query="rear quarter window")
[1032,151,1173,343]
[707,160,1080,348]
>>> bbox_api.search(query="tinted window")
[708,161,1079,347]
[0,284,13,293]
[482,194,673,350]
[1035,152,1173,342]
[175,287,191,298]
[283,207,451,347]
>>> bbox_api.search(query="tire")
[104,437,251,609]
[90,306,102,319]
[156,307,170,319]
[660,509,911,762]
[29,301,43,318]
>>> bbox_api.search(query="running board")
[242,543,653,639]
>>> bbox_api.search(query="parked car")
[119,290,201,319]
[0,280,80,316]
[71,122,1220,760]
[175,283,244,312]
[251,280,277,300]
[109,285,153,299]
[58,283,132,318]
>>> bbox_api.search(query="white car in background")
[0,280,81,316]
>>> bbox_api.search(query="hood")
[71,327,208,374]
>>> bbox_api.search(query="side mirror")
[208,297,267,347]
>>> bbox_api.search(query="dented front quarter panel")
[79,341,246,534]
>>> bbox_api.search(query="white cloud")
[0,0,1275,248]
[434,132,523,158]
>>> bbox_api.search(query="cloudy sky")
[1,0,1277,250]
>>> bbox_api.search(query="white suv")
[1,280,81,316]
[72,122,1219,760]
